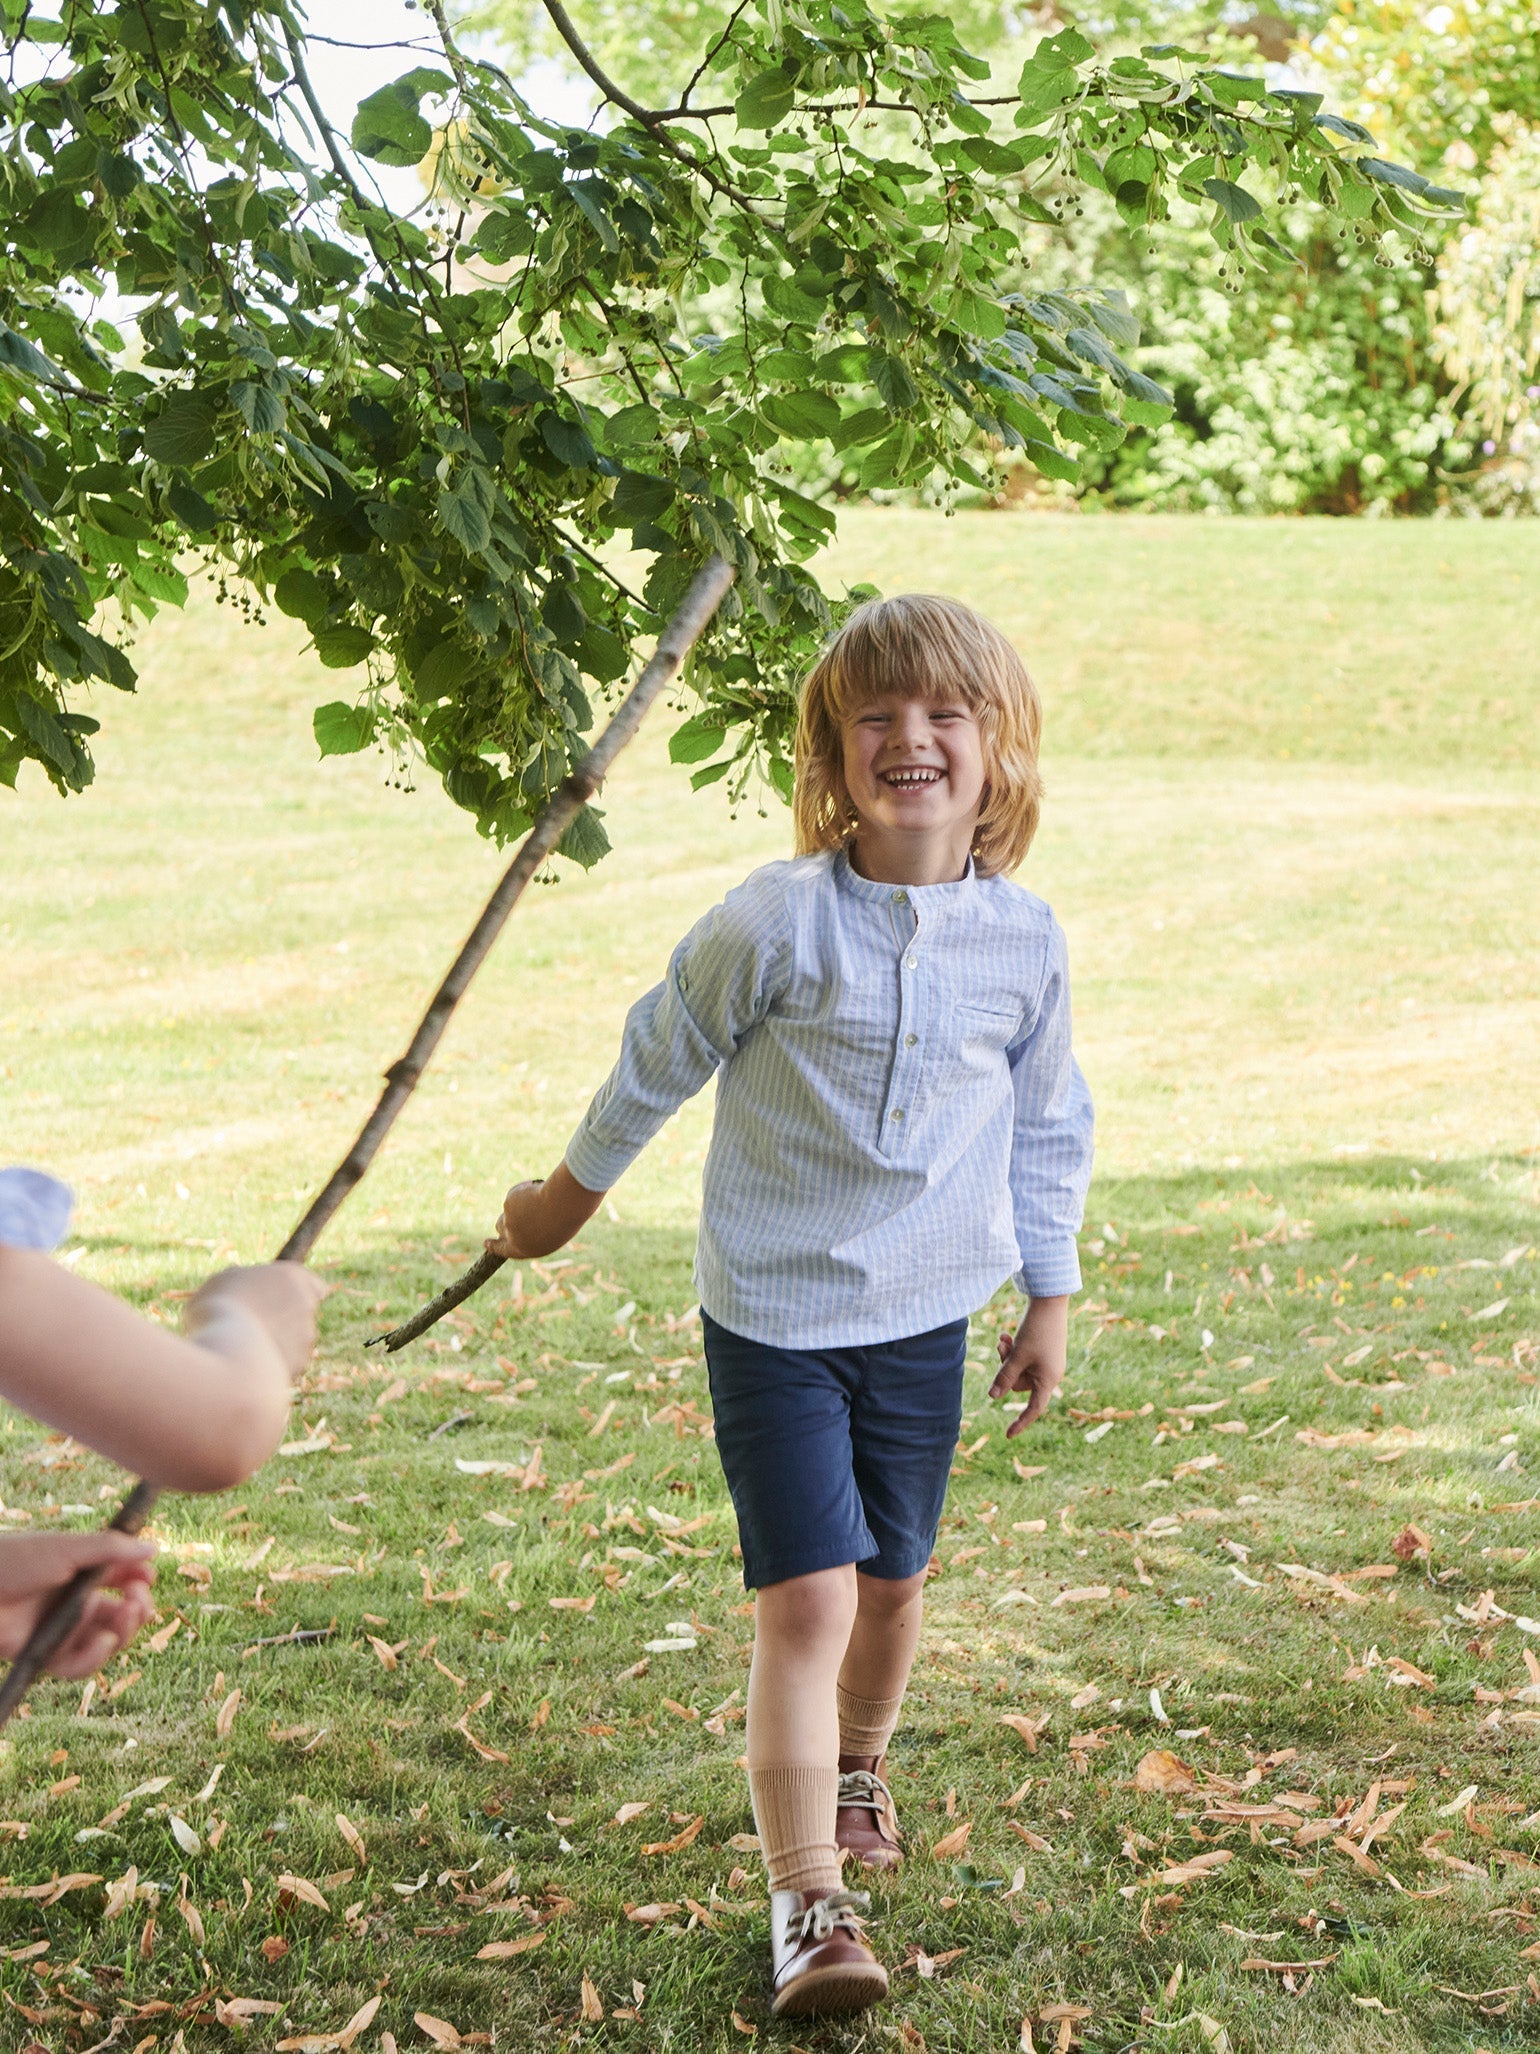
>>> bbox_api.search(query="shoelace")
[789,1888,872,1945]
[836,1768,895,1820]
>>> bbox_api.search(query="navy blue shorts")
[702,1312,969,1590]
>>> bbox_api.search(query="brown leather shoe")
[836,1756,903,1870]
[769,1887,888,2018]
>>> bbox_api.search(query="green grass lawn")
[1,511,1538,2053]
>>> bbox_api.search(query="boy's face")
[840,690,987,860]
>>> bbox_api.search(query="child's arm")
[994,919,1095,1436]
[489,1163,606,1259]
[489,878,791,1261]
[0,1531,157,1678]
[0,1249,325,1493]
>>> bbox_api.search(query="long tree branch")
[281,553,735,1268]
[0,556,737,1729]
[365,554,736,1352]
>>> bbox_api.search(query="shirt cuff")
[1013,1242,1083,1299]
[563,1130,631,1196]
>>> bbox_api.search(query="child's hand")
[487,1164,606,1262]
[185,1265,328,1374]
[989,1296,1069,1437]
[488,1180,552,1260]
[0,1533,156,1678]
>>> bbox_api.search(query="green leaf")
[951,290,1007,340]
[669,712,730,765]
[0,327,61,384]
[690,759,732,790]
[612,471,675,524]
[313,701,377,756]
[439,474,493,555]
[870,351,918,412]
[312,626,375,669]
[557,802,611,869]
[144,392,219,467]
[1203,177,1263,225]
[351,69,451,167]
[760,389,841,439]
[540,413,597,469]
[274,569,330,626]
[231,380,286,433]
[735,69,797,131]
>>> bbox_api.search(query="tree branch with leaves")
[0,0,1460,841]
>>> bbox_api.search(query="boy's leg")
[837,1568,926,1763]
[747,1565,857,1893]
[836,1316,969,1866]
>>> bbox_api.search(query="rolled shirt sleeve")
[563,875,791,1194]
[1007,920,1094,1299]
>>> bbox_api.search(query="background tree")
[0,0,1455,832]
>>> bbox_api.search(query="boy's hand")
[0,1533,156,1678]
[487,1164,606,1262]
[186,1265,328,1373]
[989,1296,1069,1437]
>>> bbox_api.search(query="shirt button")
[905,956,918,970]
[891,890,907,904]
[890,1107,905,1122]
[904,1033,917,1047]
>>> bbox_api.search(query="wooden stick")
[276,553,735,1267]
[369,1246,505,1352]
[0,555,736,1728]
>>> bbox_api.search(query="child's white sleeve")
[1006,920,1094,1298]
[563,874,791,1193]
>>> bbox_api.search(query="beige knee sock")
[749,1766,842,1894]
[836,1683,906,1760]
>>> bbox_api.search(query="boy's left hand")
[990,1295,1069,1437]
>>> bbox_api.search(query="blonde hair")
[792,593,1043,877]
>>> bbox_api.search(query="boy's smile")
[840,692,987,885]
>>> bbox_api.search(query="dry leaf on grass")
[336,1814,367,1866]
[102,1866,139,1922]
[998,1712,1051,1752]
[368,1636,400,1672]
[1133,1750,1200,1796]
[217,1997,285,2024]
[215,1687,242,1738]
[263,1935,291,1962]
[580,1977,604,2022]
[276,1873,331,1911]
[415,2014,464,2048]
[477,1930,546,1959]
[625,1903,681,1926]
[549,1595,597,1613]
[730,2011,758,2035]
[1008,1824,1054,1852]
[1241,1954,1338,1973]
[931,1820,972,1859]
[175,1895,205,1946]
[1150,1850,1232,1886]
[726,1833,761,1852]
[642,1815,704,1856]
[1051,1585,1111,1607]
[614,1803,651,1826]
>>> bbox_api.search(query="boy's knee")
[757,1566,857,1647]
[855,1569,926,1616]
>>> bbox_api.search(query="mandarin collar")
[833,844,978,905]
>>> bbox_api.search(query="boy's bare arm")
[0,1249,324,1493]
[988,1295,1069,1438]
[487,1163,606,1260]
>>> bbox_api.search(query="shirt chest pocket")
[924,1001,1022,1101]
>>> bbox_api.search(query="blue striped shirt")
[565,848,1094,1349]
